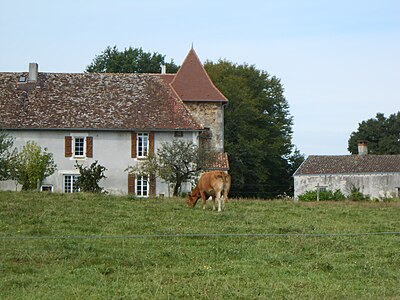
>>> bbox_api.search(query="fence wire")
[1,231,400,241]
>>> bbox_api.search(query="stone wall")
[184,102,225,152]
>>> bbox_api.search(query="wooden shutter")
[131,132,137,158]
[150,172,156,197]
[149,132,155,157]
[128,173,135,195]
[86,136,93,158]
[65,136,72,157]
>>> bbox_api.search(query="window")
[136,176,149,197]
[137,133,149,158]
[64,175,80,193]
[74,137,85,157]
[174,131,183,138]
[65,135,93,159]
[40,185,53,192]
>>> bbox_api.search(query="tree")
[13,141,57,191]
[204,60,302,198]
[0,131,16,181]
[86,46,179,73]
[75,160,107,193]
[127,140,216,197]
[348,112,400,154]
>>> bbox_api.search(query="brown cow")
[187,171,231,212]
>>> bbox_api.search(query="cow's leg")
[216,191,223,212]
[212,196,216,211]
[200,191,207,210]
[223,189,228,203]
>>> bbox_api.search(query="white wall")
[0,130,198,195]
[294,173,400,200]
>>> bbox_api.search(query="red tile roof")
[0,72,202,131]
[171,48,228,102]
[204,152,230,171]
[294,155,400,175]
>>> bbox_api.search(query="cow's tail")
[223,173,231,203]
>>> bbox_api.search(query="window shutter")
[150,172,156,197]
[86,136,93,158]
[149,132,155,156]
[131,132,137,158]
[128,173,135,195]
[65,136,72,157]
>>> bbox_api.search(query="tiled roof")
[204,152,230,171]
[294,155,400,175]
[0,72,202,131]
[171,48,228,102]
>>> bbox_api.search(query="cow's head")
[186,190,200,208]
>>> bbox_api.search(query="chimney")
[161,64,166,74]
[357,140,368,155]
[28,63,38,82]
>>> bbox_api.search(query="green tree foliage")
[75,160,107,193]
[13,141,57,191]
[0,132,16,181]
[86,46,179,73]
[348,112,400,154]
[205,60,304,198]
[127,140,216,197]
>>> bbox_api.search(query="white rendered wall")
[0,130,198,196]
[294,173,400,201]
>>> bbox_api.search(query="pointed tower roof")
[171,48,228,102]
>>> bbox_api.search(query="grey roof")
[0,72,203,131]
[294,155,400,175]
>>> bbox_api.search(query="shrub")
[12,141,56,190]
[298,189,346,201]
[0,132,16,181]
[347,186,369,201]
[75,160,107,193]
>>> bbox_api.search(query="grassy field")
[1,191,399,299]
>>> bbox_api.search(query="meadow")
[1,191,399,299]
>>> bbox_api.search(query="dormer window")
[18,75,26,83]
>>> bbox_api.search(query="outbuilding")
[294,142,400,200]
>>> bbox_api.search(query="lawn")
[1,191,399,299]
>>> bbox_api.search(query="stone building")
[294,142,400,200]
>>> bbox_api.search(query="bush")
[347,186,369,201]
[0,131,16,180]
[12,141,56,190]
[298,189,346,201]
[75,160,107,193]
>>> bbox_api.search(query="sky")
[1,0,399,156]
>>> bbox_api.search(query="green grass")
[1,191,399,299]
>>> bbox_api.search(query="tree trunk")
[173,182,181,197]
